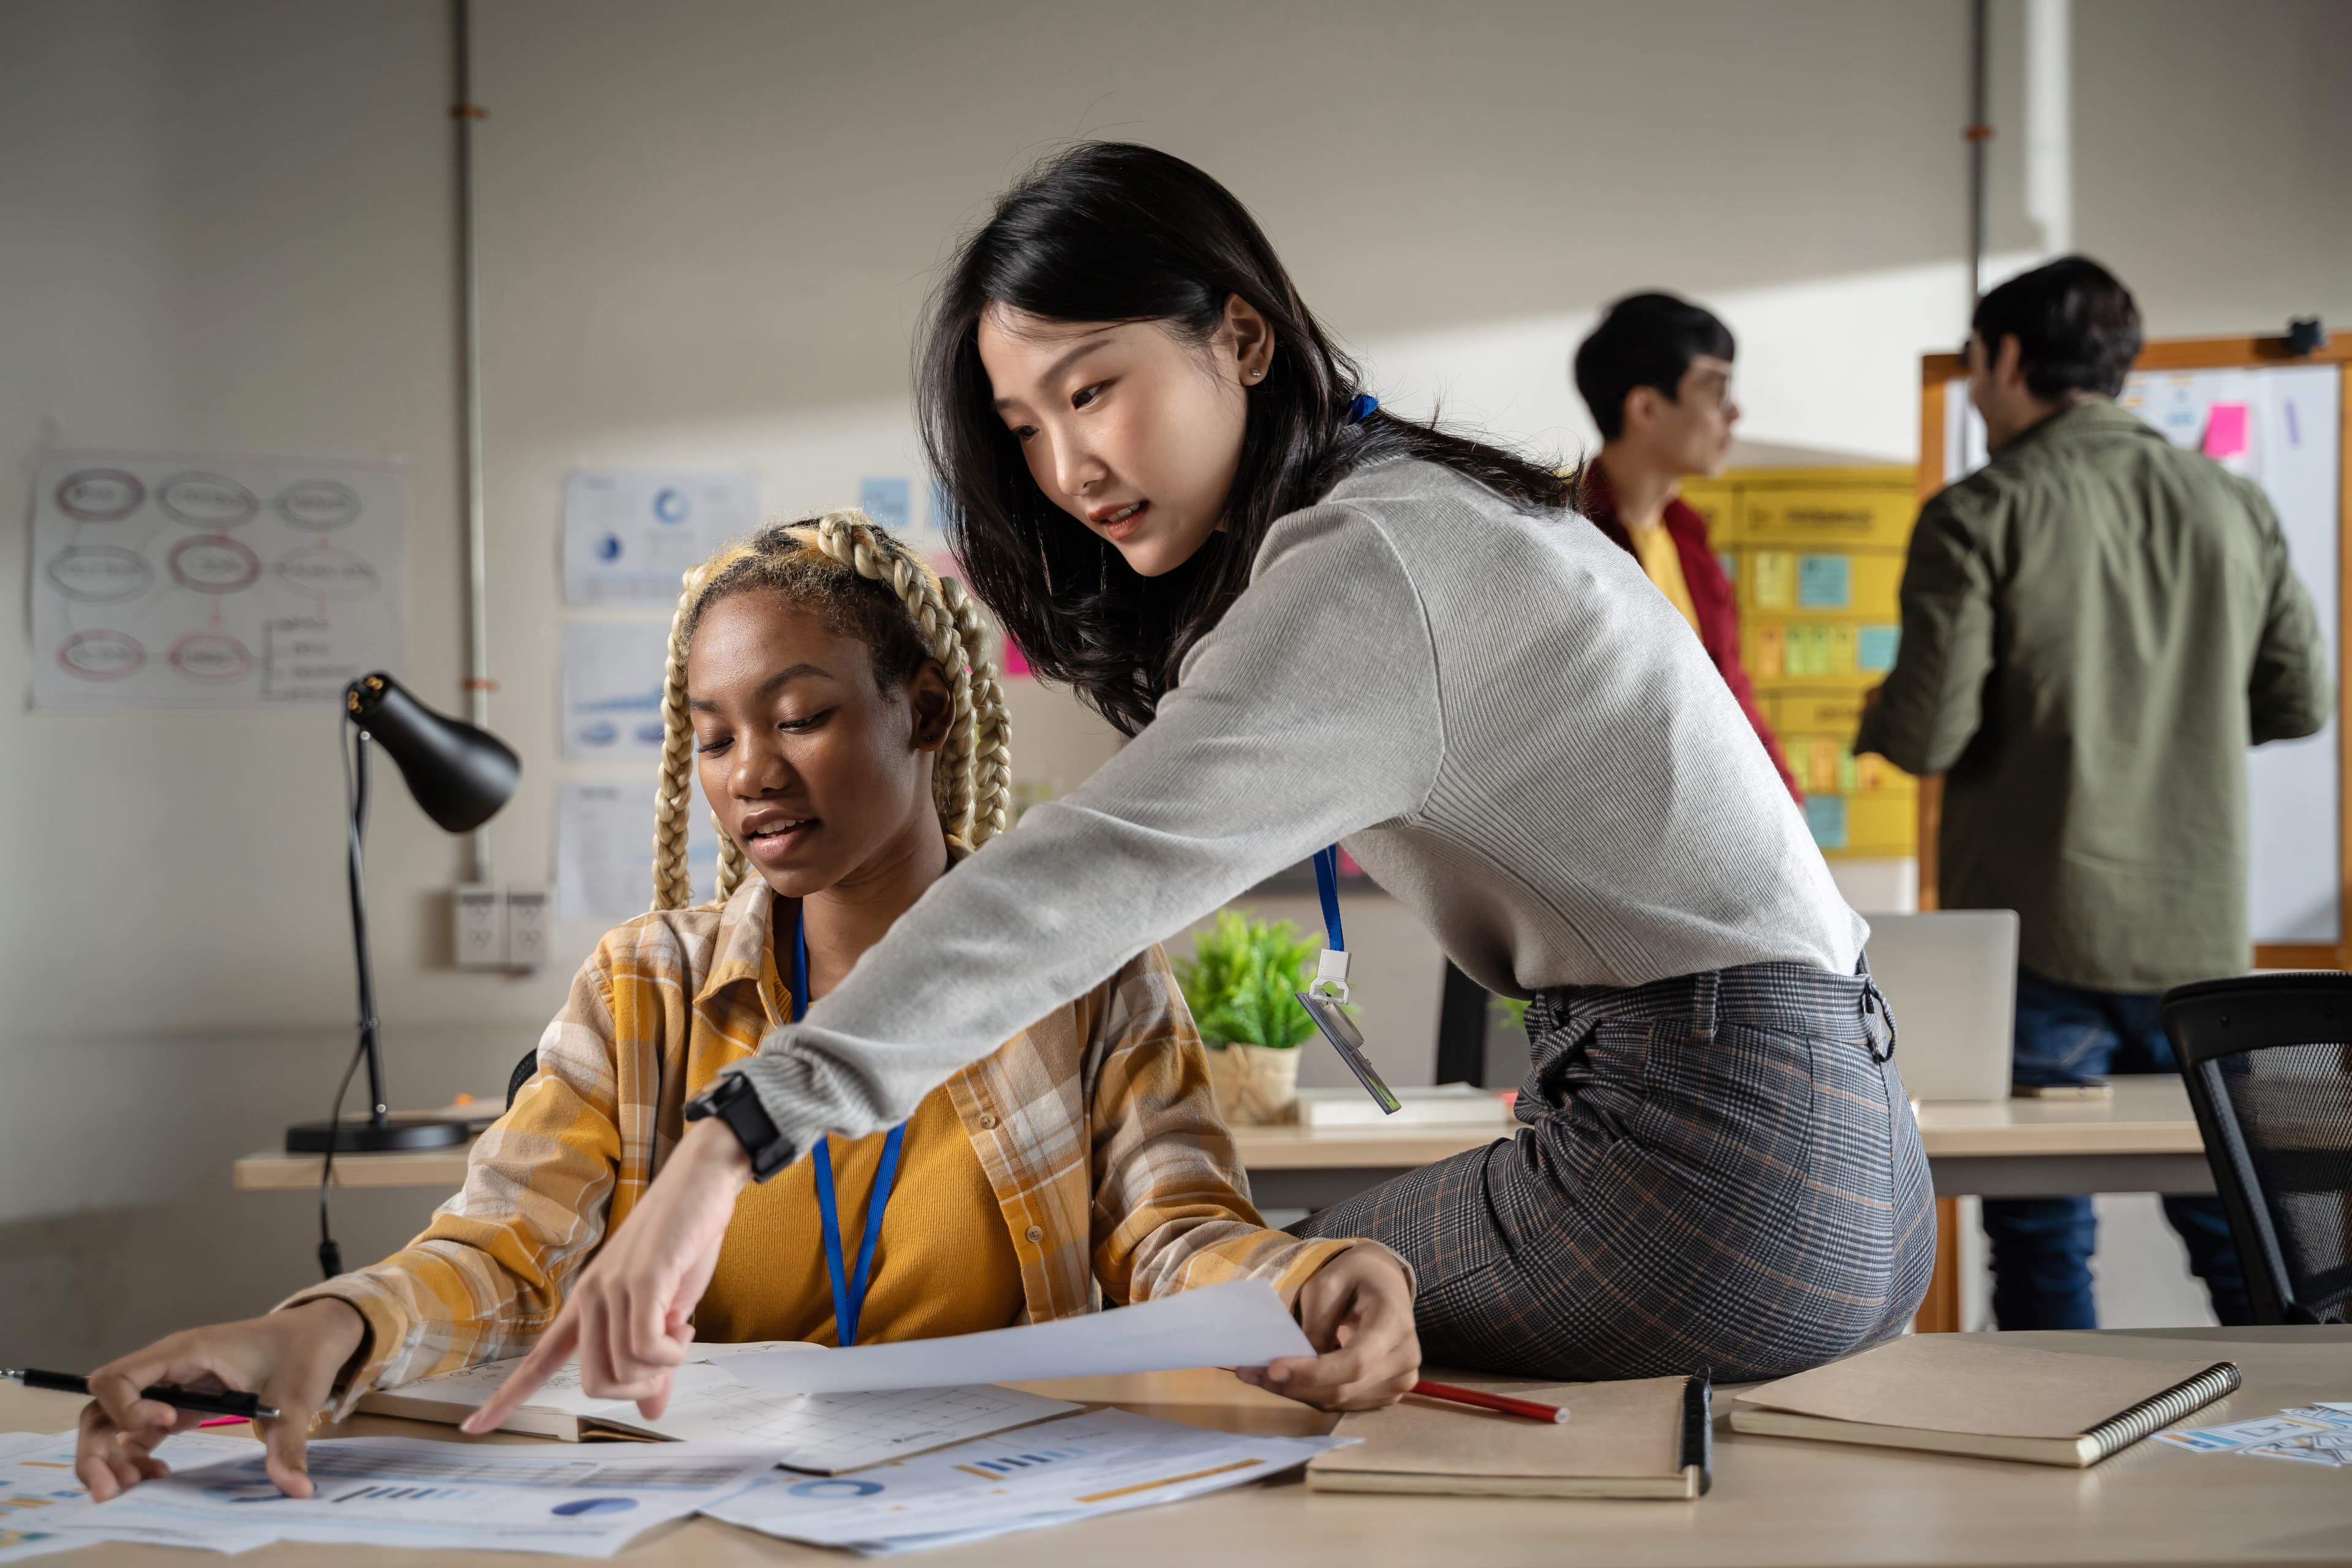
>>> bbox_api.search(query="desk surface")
[232,1079,2202,1193]
[12,1326,2350,1567]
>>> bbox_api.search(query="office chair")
[2162,972,2352,1325]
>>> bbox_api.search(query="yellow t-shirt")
[696,1082,1027,1344]
[692,948,1027,1344]
[1627,520,1703,636]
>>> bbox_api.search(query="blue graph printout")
[32,1436,780,1559]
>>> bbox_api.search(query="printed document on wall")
[29,448,405,710]
[557,778,717,921]
[563,470,759,606]
[562,620,673,761]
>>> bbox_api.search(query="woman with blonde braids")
[75,513,1416,1502]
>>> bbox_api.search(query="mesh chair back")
[2163,973,2352,1325]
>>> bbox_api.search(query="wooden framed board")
[1915,334,2352,970]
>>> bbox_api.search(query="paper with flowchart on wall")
[717,1279,1316,1396]
[34,1436,778,1559]
[28,448,405,710]
[555,777,717,921]
[562,469,760,606]
[561,619,674,761]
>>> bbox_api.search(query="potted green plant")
[1174,910,1322,1125]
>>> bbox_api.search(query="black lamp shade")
[345,673,519,832]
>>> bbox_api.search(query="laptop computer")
[1861,910,2019,1102]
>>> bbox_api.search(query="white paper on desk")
[39,1436,778,1559]
[715,1280,1316,1396]
[0,1430,272,1559]
[386,1352,1080,1473]
[706,1408,1351,1553]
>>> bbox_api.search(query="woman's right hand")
[75,1298,368,1501]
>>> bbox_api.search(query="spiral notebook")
[1729,1335,2242,1468]
[1306,1373,1710,1498]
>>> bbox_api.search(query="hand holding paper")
[716,1280,1314,1396]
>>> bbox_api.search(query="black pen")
[4,1368,280,1421]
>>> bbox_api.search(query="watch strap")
[686,1072,796,1182]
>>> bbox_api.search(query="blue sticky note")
[1858,625,1901,672]
[1804,795,1849,851]
[1797,555,1851,609]
[859,476,911,532]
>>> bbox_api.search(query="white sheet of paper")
[715,1280,1315,1396]
[556,777,717,921]
[39,1436,777,1559]
[562,469,759,606]
[389,1354,1079,1474]
[31,448,406,710]
[705,1408,1350,1552]
[0,1431,273,1559]
[561,619,674,760]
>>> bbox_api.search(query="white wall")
[4,0,2346,1365]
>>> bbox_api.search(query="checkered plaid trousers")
[1295,961,1936,1381]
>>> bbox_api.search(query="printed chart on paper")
[29,448,405,710]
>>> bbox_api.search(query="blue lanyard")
[1305,401,1379,959]
[1313,846,1346,954]
[790,903,907,1349]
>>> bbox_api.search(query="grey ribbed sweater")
[729,458,1867,1155]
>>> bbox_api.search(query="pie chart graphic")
[788,1477,885,1499]
[550,1497,638,1518]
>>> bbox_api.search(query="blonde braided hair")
[650,510,1014,911]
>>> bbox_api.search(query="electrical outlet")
[505,886,549,971]
[453,884,505,970]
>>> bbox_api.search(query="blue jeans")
[1982,968,2250,1330]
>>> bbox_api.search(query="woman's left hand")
[1237,1246,1419,1411]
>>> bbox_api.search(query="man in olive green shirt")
[1856,256,2330,1330]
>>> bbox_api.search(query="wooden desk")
[12,1326,2350,1566]
[232,1087,2211,1337]
[236,1082,2211,1205]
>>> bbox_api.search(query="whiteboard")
[1941,366,2342,946]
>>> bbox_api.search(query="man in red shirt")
[1574,293,1799,800]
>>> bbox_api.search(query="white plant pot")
[1207,1043,1300,1126]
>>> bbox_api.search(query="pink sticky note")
[2203,402,2250,459]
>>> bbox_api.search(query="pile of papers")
[13,1434,784,1560]
[2,1430,266,1561]
[2155,1401,2352,1466]
[708,1408,1350,1556]
[4,1281,1349,1558]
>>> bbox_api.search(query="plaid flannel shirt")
[289,877,1370,1412]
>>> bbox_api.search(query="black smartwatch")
[684,1072,797,1182]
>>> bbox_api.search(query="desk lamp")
[285,672,519,1155]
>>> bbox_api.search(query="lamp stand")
[285,721,470,1155]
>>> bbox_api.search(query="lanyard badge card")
[1295,846,1403,1114]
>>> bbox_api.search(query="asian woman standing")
[475,143,1932,1428]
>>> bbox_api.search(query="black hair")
[1971,255,2143,400]
[1572,293,1736,442]
[918,141,1570,737]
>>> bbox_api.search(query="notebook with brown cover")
[1306,1373,1710,1499]
[1730,1335,2241,1468]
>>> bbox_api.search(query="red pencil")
[1411,1378,1569,1423]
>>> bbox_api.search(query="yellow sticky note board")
[1749,551,1795,610]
